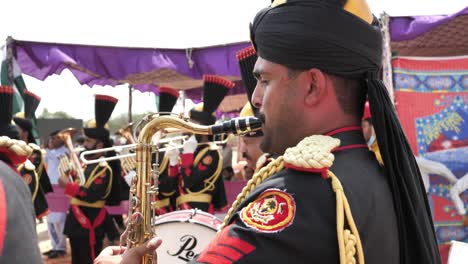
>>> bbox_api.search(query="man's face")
[239,136,263,171]
[361,120,374,143]
[84,137,99,151]
[49,135,64,149]
[251,57,305,154]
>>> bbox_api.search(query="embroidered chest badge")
[240,188,295,233]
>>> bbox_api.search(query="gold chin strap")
[222,135,365,264]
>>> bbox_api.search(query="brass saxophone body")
[123,114,261,264]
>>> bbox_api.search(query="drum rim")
[155,209,221,231]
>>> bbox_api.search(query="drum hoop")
[155,218,220,232]
[155,209,221,232]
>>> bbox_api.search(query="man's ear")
[304,69,328,107]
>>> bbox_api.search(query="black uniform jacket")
[18,160,49,218]
[155,151,178,214]
[29,145,53,193]
[178,143,227,213]
[63,162,117,240]
[191,130,399,264]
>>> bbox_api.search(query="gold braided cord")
[220,135,364,263]
[221,156,284,229]
[328,170,364,264]
[0,136,33,157]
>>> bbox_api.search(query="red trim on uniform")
[0,177,7,255]
[333,144,368,152]
[179,203,192,210]
[203,75,235,89]
[36,209,50,219]
[284,163,328,178]
[0,148,28,166]
[181,153,194,176]
[198,225,256,263]
[181,153,194,167]
[71,205,107,260]
[0,86,13,94]
[95,94,118,103]
[94,178,103,184]
[208,203,214,214]
[197,254,232,264]
[198,163,207,171]
[24,89,41,100]
[325,126,362,136]
[236,46,256,61]
[159,87,180,98]
[65,182,80,197]
[168,165,179,177]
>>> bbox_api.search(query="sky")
[0,0,466,121]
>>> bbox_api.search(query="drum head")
[155,210,222,263]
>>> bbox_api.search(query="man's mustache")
[258,112,266,124]
[242,152,252,161]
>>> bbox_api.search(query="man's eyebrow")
[253,69,268,79]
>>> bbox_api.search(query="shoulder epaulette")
[283,135,340,174]
[28,143,41,151]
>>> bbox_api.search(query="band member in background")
[43,130,69,259]
[176,75,230,214]
[361,101,383,165]
[0,85,42,263]
[12,90,51,219]
[13,90,53,194]
[236,46,273,180]
[59,94,119,264]
[154,87,180,215]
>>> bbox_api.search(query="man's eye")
[260,79,269,84]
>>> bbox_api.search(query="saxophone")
[122,114,262,264]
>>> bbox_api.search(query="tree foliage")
[38,108,75,119]
[107,112,152,133]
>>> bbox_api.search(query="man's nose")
[251,84,263,109]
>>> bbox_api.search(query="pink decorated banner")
[393,56,468,244]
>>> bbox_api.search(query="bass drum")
[155,209,222,263]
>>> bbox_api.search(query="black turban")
[251,1,440,263]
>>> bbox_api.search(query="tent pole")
[128,84,133,123]
[380,12,394,103]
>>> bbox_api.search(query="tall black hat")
[83,94,118,141]
[158,87,179,113]
[189,75,235,125]
[237,46,262,137]
[13,90,41,144]
[236,45,259,115]
[0,86,19,139]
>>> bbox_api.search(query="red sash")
[71,205,107,260]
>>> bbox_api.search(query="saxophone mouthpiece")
[210,117,262,136]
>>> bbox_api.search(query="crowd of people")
[1,0,460,263]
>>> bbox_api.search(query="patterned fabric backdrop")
[393,56,468,244]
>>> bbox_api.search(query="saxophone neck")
[137,115,212,144]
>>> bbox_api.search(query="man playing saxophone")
[98,0,440,263]
[59,94,119,264]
